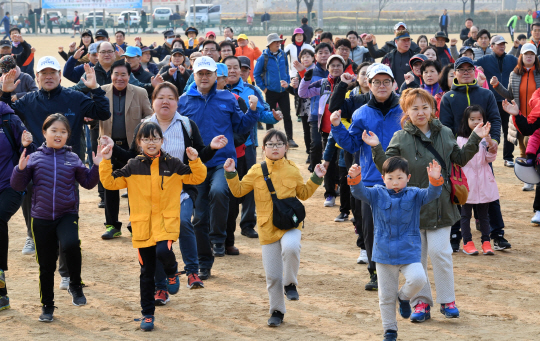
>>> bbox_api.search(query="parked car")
[85,11,115,28]
[40,11,63,26]
[185,5,221,27]
[118,10,140,28]
[152,7,173,27]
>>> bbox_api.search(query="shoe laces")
[155,290,167,299]
[188,273,201,283]
[143,316,153,323]
[445,301,456,309]
[168,275,178,285]
[24,238,34,248]
[105,225,116,232]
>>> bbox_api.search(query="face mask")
[166,38,174,45]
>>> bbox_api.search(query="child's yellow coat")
[226,157,323,245]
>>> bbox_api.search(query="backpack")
[259,52,289,87]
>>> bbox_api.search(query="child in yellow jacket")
[224,129,326,327]
[99,122,207,331]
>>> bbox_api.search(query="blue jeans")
[193,165,229,270]
[240,144,257,231]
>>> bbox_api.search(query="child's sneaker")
[440,301,460,318]
[187,273,204,289]
[357,249,368,264]
[365,272,378,291]
[398,297,411,318]
[462,241,479,255]
[68,285,87,306]
[0,295,10,311]
[410,301,430,322]
[39,305,56,322]
[267,310,284,327]
[167,273,180,295]
[481,241,494,255]
[383,330,397,341]
[154,290,169,306]
[140,315,155,331]
[450,236,460,252]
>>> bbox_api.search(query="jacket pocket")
[130,214,151,241]
[162,210,180,234]
[280,178,297,197]
[400,200,414,223]
[255,181,271,201]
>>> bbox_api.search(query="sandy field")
[1,33,540,340]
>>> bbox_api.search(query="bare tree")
[378,0,392,21]
[461,0,469,15]
[304,0,315,22]
[470,0,475,16]
[535,0,539,11]
[296,0,302,22]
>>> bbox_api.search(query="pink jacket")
[457,136,499,204]
[475,68,490,90]
[526,130,540,155]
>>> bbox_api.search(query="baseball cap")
[521,43,537,55]
[459,46,474,57]
[185,27,198,35]
[532,20,540,28]
[266,33,283,47]
[163,29,174,37]
[171,48,184,56]
[409,54,427,69]
[192,56,217,73]
[81,29,92,37]
[122,46,142,57]
[454,57,474,70]
[206,31,216,38]
[368,63,394,80]
[238,56,251,69]
[0,55,16,74]
[0,39,11,47]
[326,54,346,69]
[95,29,108,38]
[395,31,411,40]
[216,63,228,77]
[140,46,151,53]
[88,42,101,54]
[237,34,248,40]
[435,31,449,43]
[490,35,507,45]
[37,56,61,72]
[393,22,407,31]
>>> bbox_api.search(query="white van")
[185,5,221,26]
[153,7,173,27]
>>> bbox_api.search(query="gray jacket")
[15,71,38,100]
[472,46,492,61]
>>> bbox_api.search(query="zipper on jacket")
[53,149,57,220]
[526,69,530,117]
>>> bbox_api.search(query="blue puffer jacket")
[10,144,99,220]
[303,63,329,122]
[178,82,260,168]
[331,93,403,186]
[474,52,518,102]
[253,48,290,93]
[350,181,442,265]
[226,78,278,147]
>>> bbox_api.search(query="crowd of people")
[0,12,539,340]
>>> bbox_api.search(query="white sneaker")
[59,277,70,290]
[324,196,335,207]
[357,249,368,264]
[22,237,35,255]
[532,211,540,225]
[523,183,535,191]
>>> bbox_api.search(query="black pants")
[0,188,23,296]
[533,185,540,211]
[301,115,311,155]
[226,154,247,247]
[461,203,490,243]
[90,126,104,201]
[498,101,514,161]
[440,25,448,37]
[309,120,322,172]
[138,241,178,316]
[265,90,293,140]
[322,132,338,199]
[361,201,376,274]
[31,214,81,306]
[104,139,130,230]
[338,165,351,214]
[344,151,364,249]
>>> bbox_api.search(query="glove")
[304,69,314,82]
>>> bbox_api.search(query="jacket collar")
[39,85,62,98]
[186,81,218,97]
[227,78,244,92]
[403,119,443,138]
[37,142,72,155]
[451,78,479,92]
[265,156,286,172]
[367,91,400,110]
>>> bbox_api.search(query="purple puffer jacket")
[10,143,99,220]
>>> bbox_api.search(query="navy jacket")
[63,56,94,83]
[474,52,518,102]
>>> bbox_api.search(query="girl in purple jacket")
[10,114,103,323]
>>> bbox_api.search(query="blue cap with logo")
[216,63,228,77]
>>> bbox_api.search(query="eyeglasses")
[371,79,392,87]
[99,50,115,55]
[337,47,350,52]
[203,49,217,53]
[265,142,285,149]
[196,72,214,78]
[456,68,475,74]
[141,137,162,144]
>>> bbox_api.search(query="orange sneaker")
[462,241,479,255]
[481,241,494,255]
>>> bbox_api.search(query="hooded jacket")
[235,45,262,81]
[178,82,259,168]
[436,45,455,66]
[253,48,290,93]
[439,79,502,142]
[474,52,518,102]
[10,144,99,220]
[331,92,402,186]
[371,119,481,230]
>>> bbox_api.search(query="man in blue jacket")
[1,13,9,40]
[330,64,403,292]
[178,56,259,279]
[254,33,298,148]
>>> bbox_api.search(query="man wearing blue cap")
[123,45,154,84]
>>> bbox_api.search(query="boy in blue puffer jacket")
[347,156,443,341]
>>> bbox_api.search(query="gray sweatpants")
[411,226,456,307]
[261,228,302,314]
[376,262,426,331]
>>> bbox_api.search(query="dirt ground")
[2,33,540,340]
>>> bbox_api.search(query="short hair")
[477,29,491,40]
[202,40,220,51]
[9,27,20,34]
[116,30,125,37]
[222,55,241,67]
[97,41,113,52]
[517,34,527,40]
[420,60,441,74]
[320,32,333,41]
[299,48,315,59]
[438,63,455,92]
[381,156,409,176]
[301,17,308,24]
[399,88,437,128]
[111,59,132,75]
[315,42,332,54]
[224,26,233,33]
[262,129,289,158]
[346,30,359,39]
[171,38,186,50]
[395,29,410,38]
[42,113,71,138]
[465,18,473,22]
[136,122,164,145]
[219,40,236,55]
[152,82,179,102]
[335,39,352,50]
[314,27,323,33]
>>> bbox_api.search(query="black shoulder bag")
[261,161,306,230]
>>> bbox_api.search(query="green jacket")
[507,15,519,28]
[525,14,533,25]
[371,119,481,230]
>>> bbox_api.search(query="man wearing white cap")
[329,64,403,291]
[179,56,260,279]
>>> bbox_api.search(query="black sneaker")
[98,200,105,208]
[0,295,10,311]
[284,284,299,301]
[212,243,225,257]
[288,139,299,148]
[68,285,87,306]
[450,238,460,252]
[365,273,378,291]
[101,226,122,240]
[383,329,398,341]
[334,212,349,222]
[267,310,284,327]
[241,228,259,238]
[493,237,511,251]
[306,155,311,164]
[199,268,211,280]
[39,305,56,322]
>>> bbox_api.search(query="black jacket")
[160,65,192,95]
[72,62,153,95]
[132,65,154,84]
[300,24,314,42]
[328,81,371,119]
[367,40,421,59]
[460,27,470,42]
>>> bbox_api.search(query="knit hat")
[0,55,16,74]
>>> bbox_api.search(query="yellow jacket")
[99,154,207,248]
[226,157,323,245]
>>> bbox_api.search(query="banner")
[42,0,143,10]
